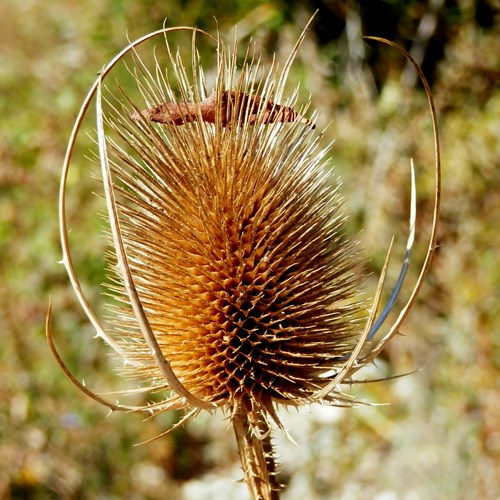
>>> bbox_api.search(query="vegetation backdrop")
[1,0,498,498]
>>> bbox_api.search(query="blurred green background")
[1,0,499,498]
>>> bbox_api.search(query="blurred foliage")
[0,0,499,498]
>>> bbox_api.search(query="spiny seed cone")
[102,33,366,418]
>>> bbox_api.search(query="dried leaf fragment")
[131,90,315,128]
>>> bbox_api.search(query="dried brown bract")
[47,23,440,500]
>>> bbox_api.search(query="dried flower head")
[48,23,440,500]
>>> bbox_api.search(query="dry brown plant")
[47,20,440,500]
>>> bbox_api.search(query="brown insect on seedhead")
[130,90,315,128]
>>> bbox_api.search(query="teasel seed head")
[104,33,366,418]
[49,24,441,500]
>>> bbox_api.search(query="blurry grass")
[1,0,499,498]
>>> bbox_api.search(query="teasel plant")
[47,18,441,500]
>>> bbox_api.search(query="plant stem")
[232,401,280,500]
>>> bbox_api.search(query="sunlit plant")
[48,20,440,500]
